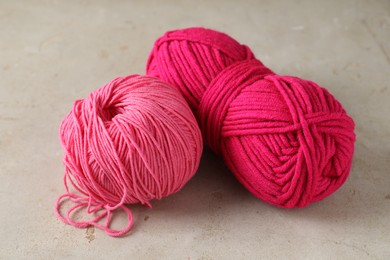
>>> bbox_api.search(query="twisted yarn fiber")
[146,28,356,208]
[55,75,202,236]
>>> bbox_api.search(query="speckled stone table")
[1,0,389,259]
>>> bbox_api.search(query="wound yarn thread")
[146,27,356,208]
[55,75,202,236]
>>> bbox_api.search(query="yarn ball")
[146,27,356,208]
[55,75,202,236]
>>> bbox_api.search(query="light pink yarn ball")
[56,75,202,236]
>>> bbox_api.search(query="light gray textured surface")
[0,0,389,259]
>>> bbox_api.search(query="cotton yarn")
[146,27,356,208]
[55,75,202,236]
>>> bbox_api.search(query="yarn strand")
[55,193,133,237]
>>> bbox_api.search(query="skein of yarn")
[55,75,202,236]
[146,27,356,208]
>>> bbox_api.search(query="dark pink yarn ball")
[146,27,356,208]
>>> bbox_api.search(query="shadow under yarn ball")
[56,75,202,236]
[146,27,356,208]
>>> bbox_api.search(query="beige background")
[1,0,389,259]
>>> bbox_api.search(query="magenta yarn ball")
[146,27,356,208]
